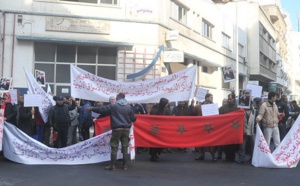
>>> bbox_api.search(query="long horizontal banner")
[3,122,133,165]
[71,64,196,103]
[95,109,244,147]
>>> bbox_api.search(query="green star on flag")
[204,124,214,134]
[151,125,160,136]
[231,120,241,130]
[177,125,187,135]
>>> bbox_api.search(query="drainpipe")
[11,14,16,77]
[1,12,6,76]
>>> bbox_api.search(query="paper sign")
[201,103,219,116]
[246,83,262,98]
[24,94,43,107]
[195,87,208,102]
[9,89,18,104]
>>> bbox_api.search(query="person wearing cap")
[48,95,71,148]
[86,93,136,171]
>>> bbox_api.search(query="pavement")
[0,148,299,186]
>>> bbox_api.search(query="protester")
[237,101,255,164]
[130,103,147,154]
[219,89,239,162]
[1,92,17,125]
[290,100,300,121]
[67,97,79,146]
[17,95,35,136]
[79,99,93,141]
[216,98,228,159]
[256,92,283,150]
[172,100,193,153]
[32,107,45,142]
[275,94,289,141]
[149,98,172,162]
[195,93,217,162]
[87,93,136,171]
[48,96,70,148]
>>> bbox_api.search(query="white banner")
[252,115,300,168]
[71,64,196,103]
[24,69,55,123]
[3,122,134,165]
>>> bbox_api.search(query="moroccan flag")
[94,117,111,135]
[94,109,244,148]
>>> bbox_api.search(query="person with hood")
[1,92,17,125]
[148,97,172,162]
[86,93,136,171]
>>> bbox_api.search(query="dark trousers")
[279,123,287,141]
[224,144,239,161]
[54,127,69,148]
[44,125,51,146]
[81,126,90,141]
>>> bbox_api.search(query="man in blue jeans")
[86,93,136,171]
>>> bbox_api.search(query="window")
[34,42,117,95]
[60,0,118,5]
[238,44,244,56]
[222,33,230,49]
[202,19,213,39]
[171,1,188,24]
[202,66,208,73]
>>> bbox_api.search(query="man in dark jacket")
[219,91,239,162]
[87,93,136,171]
[276,94,289,141]
[48,96,70,148]
[149,98,171,162]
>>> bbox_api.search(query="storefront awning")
[17,36,134,47]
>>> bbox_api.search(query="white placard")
[246,83,262,98]
[24,94,43,107]
[201,103,219,116]
[195,87,208,102]
[9,89,18,104]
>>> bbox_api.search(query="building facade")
[0,0,298,104]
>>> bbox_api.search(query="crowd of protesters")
[1,89,300,170]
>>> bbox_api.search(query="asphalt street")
[0,149,299,186]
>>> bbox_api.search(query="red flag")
[94,109,244,148]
